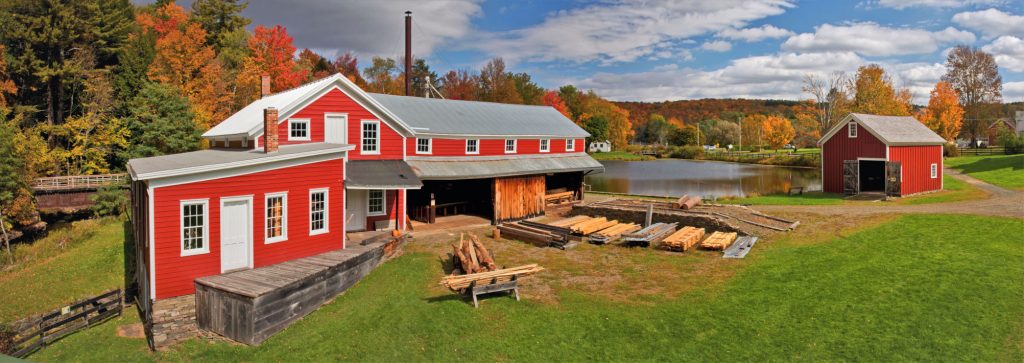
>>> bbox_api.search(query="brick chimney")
[261,75,271,98]
[264,107,279,153]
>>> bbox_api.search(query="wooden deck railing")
[31,173,128,191]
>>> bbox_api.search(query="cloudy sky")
[148,0,1024,104]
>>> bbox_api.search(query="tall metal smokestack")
[405,11,412,96]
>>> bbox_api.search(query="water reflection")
[586,159,822,198]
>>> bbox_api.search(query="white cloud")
[701,40,733,52]
[869,0,1002,10]
[952,9,1024,38]
[782,22,976,56]
[471,0,794,64]
[716,25,795,42]
[1004,82,1024,101]
[982,36,1024,72]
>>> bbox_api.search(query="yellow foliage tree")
[916,81,963,143]
[851,64,912,116]
[762,115,796,150]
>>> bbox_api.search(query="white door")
[346,189,366,231]
[220,197,252,272]
[324,114,347,144]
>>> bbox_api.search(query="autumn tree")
[237,24,306,104]
[334,52,367,88]
[791,101,822,147]
[362,56,402,94]
[0,117,29,262]
[478,58,521,104]
[439,69,479,100]
[542,91,571,119]
[942,45,1002,143]
[762,115,795,150]
[741,114,768,148]
[802,71,852,132]
[916,81,963,143]
[510,72,544,105]
[578,92,631,149]
[0,45,16,108]
[558,85,584,120]
[850,64,911,116]
[638,114,675,145]
[298,49,337,80]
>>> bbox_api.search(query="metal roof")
[367,93,590,138]
[819,113,946,146]
[204,75,341,137]
[128,143,350,181]
[345,160,422,189]
[406,154,604,180]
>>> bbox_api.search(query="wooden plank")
[549,215,591,227]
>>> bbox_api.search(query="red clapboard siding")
[271,88,404,160]
[407,137,586,157]
[151,158,345,299]
[365,190,403,229]
[822,124,887,193]
[889,145,942,195]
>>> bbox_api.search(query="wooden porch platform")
[194,234,403,345]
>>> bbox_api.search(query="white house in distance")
[589,140,612,153]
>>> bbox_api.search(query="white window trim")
[361,120,381,155]
[264,192,288,244]
[566,138,576,152]
[287,118,311,141]
[930,163,938,179]
[309,188,329,236]
[465,139,479,155]
[505,139,517,154]
[415,138,432,155]
[367,189,387,216]
[540,139,550,153]
[848,123,858,138]
[180,198,210,256]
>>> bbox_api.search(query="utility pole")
[404,11,412,96]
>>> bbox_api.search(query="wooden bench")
[788,187,804,195]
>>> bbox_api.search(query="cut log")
[469,233,496,271]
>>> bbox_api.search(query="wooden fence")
[957,147,1006,156]
[31,174,128,192]
[1,289,123,358]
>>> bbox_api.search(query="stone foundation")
[149,294,197,349]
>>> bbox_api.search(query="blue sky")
[151,0,1024,103]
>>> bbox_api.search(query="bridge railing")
[31,173,128,191]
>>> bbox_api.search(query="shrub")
[90,183,128,217]
[669,145,704,159]
[943,143,960,157]
[997,130,1024,154]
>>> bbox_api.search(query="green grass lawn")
[588,150,655,161]
[719,191,846,205]
[30,214,1024,362]
[0,217,129,322]
[720,175,985,206]
[946,154,1024,190]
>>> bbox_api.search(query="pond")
[585,159,822,198]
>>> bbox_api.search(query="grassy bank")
[0,218,127,322]
[719,175,983,206]
[30,214,1024,361]
[588,151,655,161]
[945,154,1024,190]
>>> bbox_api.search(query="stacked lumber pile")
[675,194,701,210]
[568,217,620,235]
[440,264,544,291]
[589,223,642,245]
[700,231,738,250]
[548,215,591,227]
[660,226,705,252]
[451,233,497,274]
[622,222,678,247]
[544,191,575,205]
[497,222,567,246]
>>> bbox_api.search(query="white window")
[416,138,431,154]
[265,192,288,243]
[465,139,479,154]
[309,188,328,235]
[361,120,379,154]
[540,139,550,153]
[288,119,310,141]
[505,139,517,153]
[566,138,576,151]
[180,199,209,256]
[848,123,858,138]
[930,163,938,179]
[368,189,385,216]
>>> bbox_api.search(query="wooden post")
[429,193,436,224]
[645,204,653,227]
[492,178,500,224]
[578,172,585,201]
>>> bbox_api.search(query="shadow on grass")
[951,154,1024,174]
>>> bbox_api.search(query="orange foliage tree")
[237,25,307,103]
[140,3,231,129]
[542,91,570,119]
[916,81,963,143]
[762,115,796,150]
[851,64,912,116]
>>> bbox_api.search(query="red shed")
[819,113,946,196]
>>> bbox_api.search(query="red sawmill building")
[819,113,946,196]
[127,73,601,346]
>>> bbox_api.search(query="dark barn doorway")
[408,179,493,223]
[859,160,885,192]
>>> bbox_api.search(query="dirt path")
[756,169,1024,218]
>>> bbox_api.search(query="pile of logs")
[622,222,678,247]
[451,233,497,274]
[544,191,575,205]
[660,226,705,252]
[675,194,702,210]
[700,231,738,250]
[440,264,545,291]
[588,223,642,244]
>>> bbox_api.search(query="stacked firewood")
[451,233,497,274]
